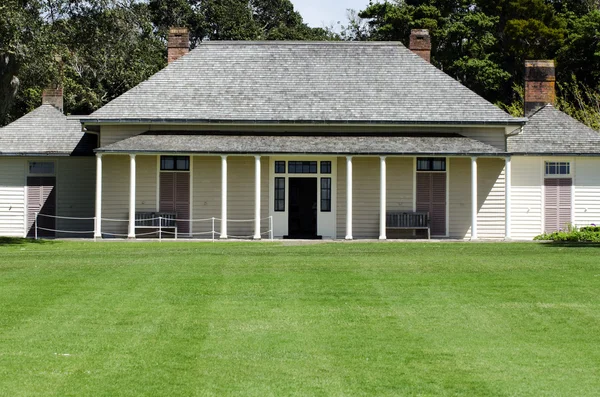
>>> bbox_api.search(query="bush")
[534,224,600,242]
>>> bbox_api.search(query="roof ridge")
[199,41,404,46]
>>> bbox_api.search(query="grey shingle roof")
[97,132,505,156]
[84,41,523,125]
[0,105,94,156]
[508,105,600,155]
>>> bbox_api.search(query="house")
[1,28,599,240]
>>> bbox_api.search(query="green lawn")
[1,240,599,396]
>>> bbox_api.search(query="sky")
[290,0,371,29]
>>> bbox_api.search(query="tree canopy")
[0,0,333,125]
[1,0,599,130]
[353,0,600,129]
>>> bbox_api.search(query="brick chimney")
[42,86,63,112]
[168,27,189,64]
[524,60,556,117]
[409,29,431,63]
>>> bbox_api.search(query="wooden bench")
[135,212,178,239]
[386,211,431,239]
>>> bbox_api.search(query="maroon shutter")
[160,172,190,235]
[175,173,190,234]
[27,177,56,237]
[544,178,572,233]
[416,173,446,236]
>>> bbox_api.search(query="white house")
[1,29,599,240]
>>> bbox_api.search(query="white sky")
[291,0,370,29]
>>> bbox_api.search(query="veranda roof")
[96,132,506,156]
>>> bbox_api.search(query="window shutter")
[544,178,572,233]
[416,173,446,236]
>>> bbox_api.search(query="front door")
[27,176,56,237]
[288,178,317,238]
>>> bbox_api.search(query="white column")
[94,154,103,238]
[471,156,478,240]
[345,156,353,240]
[253,155,261,239]
[379,156,387,240]
[505,156,512,240]
[220,155,228,239]
[128,154,136,239]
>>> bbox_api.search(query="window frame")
[274,177,285,212]
[320,177,331,212]
[28,161,55,175]
[545,161,571,177]
[160,156,190,171]
[416,157,446,172]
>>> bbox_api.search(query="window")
[29,161,55,175]
[288,161,317,174]
[321,178,331,212]
[417,157,446,171]
[275,161,286,174]
[545,161,570,176]
[161,156,189,171]
[274,177,285,211]
[320,161,331,174]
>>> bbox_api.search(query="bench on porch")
[386,211,431,239]
[135,212,178,239]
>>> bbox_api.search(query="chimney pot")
[524,60,556,117]
[42,87,63,113]
[409,29,431,63]
[168,27,189,64]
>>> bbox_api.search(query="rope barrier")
[33,214,274,241]
[36,214,95,221]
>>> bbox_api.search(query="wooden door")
[416,173,446,236]
[27,176,56,237]
[544,178,572,233]
[160,172,190,235]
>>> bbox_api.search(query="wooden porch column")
[505,157,512,239]
[471,156,478,240]
[128,154,136,239]
[94,153,103,238]
[345,156,353,240]
[221,155,228,239]
[379,156,387,240]
[253,155,261,240]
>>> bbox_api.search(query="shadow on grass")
[538,241,600,248]
[0,237,55,246]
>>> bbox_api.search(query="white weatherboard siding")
[352,157,379,239]
[100,125,147,147]
[337,156,414,239]
[510,157,543,239]
[477,158,506,239]
[574,158,600,227]
[101,155,129,236]
[135,155,157,212]
[461,128,506,151]
[193,156,221,237]
[56,157,96,236]
[449,158,471,239]
[226,156,269,238]
[0,158,25,237]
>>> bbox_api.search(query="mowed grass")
[0,240,599,396]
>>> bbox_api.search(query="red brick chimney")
[524,60,556,117]
[42,86,63,112]
[409,29,431,63]
[168,27,189,64]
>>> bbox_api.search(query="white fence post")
[93,217,97,242]
[34,212,38,240]
[269,216,273,241]
[212,217,215,242]
[159,216,162,242]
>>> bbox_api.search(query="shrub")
[534,224,600,242]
